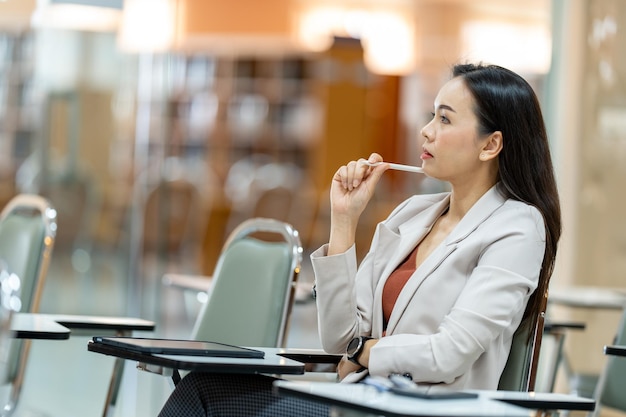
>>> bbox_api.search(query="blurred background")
[0,0,624,416]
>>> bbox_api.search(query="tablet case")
[92,336,265,358]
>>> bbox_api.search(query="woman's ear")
[479,131,503,161]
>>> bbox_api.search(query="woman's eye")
[431,111,449,124]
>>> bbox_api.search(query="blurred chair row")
[134,155,322,328]
[120,155,317,280]
[0,189,307,415]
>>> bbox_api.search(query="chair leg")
[101,331,132,417]
[102,356,126,417]
[172,369,182,386]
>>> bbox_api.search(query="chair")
[544,286,626,399]
[534,320,586,393]
[141,217,303,384]
[223,157,315,244]
[497,289,548,392]
[0,194,56,416]
[131,157,216,321]
[191,217,302,347]
[0,195,153,417]
[587,310,626,417]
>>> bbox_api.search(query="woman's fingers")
[336,157,382,191]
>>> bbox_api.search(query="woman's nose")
[420,122,432,142]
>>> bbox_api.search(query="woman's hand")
[330,153,387,219]
[337,356,364,380]
[336,338,379,380]
[328,153,388,255]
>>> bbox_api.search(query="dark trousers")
[158,372,330,417]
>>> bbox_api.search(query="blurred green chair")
[0,195,155,417]
[0,194,56,416]
[142,217,303,384]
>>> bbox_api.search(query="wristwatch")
[346,336,373,365]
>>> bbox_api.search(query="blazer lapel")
[384,185,507,334]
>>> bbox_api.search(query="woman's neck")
[447,181,497,221]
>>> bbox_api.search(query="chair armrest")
[604,345,626,357]
[162,273,213,292]
[544,321,586,333]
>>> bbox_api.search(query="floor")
[10,248,322,417]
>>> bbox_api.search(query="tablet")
[92,336,265,358]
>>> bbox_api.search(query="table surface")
[549,286,626,310]
[9,312,156,340]
[604,345,626,357]
[88,341,306,375]
[274,381,533,417]
[11,312,71,340]
[275,381,596,417]
[39,313,155,332]
[476,389,595,411]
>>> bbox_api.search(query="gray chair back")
[191,218,302,348]
[0,194,57,415]
[0,194,56,313]
[498,290,547,391]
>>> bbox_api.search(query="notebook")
[92,336,265,358]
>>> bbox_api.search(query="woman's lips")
[421,151,433,159]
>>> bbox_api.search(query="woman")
[158,63,561,416]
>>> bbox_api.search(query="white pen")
[360,161,424,174]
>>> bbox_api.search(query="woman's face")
[420,77,491,182]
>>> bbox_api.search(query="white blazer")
[310,184,546,390]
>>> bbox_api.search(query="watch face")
[347,337,360,356]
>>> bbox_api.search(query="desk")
[11,313,155,417]
[53,313,156,417]
[275,381,596,417]
[274,381,532,417]
[549,287,626,310]
[9,312,156,339]
[604,345,626,357]
[40,313,155,333]
[87,341,306,376]
[11,312,71,340]
[478,390,595,411]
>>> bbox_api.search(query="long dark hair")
[452,63,561,333]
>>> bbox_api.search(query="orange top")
[382,245,419,334]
